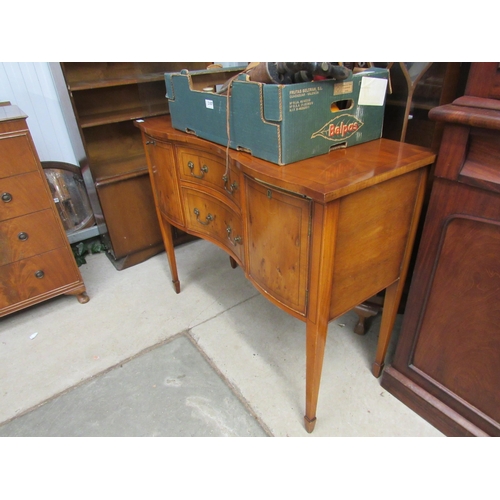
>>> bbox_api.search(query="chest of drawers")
[0,105,88,317]
[137,116,435,432]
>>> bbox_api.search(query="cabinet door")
[395,180,500,434]
[245,177,311,316]
[146,139,184,226]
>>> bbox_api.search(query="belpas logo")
[311,114,363,142]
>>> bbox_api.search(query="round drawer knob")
[2,192,12,203]
[34,270,45,279]
[18,232,29,241]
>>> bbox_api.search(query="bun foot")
[304,415,317,433]
[77,292,90,304]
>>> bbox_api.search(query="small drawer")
[0,171,51,221]
[177,147,241,206]
[182,188,244,263]
[0,134,39,179]
[0,209,66,266]
[0,247,80,309]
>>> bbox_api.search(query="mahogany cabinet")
[137,116,435,432]
[58,63,209,269]
[381,63,500,436]
[0,105,88,317]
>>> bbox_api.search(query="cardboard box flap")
[262,84,283,122]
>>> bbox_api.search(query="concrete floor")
[0,239,443,437]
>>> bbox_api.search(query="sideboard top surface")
[138,116,436,203]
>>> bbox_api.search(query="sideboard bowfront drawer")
[182,187,244,264]
[0,247,81,309]
[1,171,51,221]
[0,134,39,179]
[177,147,241,206]
[0,209,66,266]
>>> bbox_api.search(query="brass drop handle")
[193,208,214,225]
[222,175,238,195]
[226,225,242,245]
[2,192,12,203]
[18,232,29,241]
[188,161,208,179]
[34,270,45,279]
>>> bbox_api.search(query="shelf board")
[69,72,168,91]
[79,104,169,128]
[91,154,148,184]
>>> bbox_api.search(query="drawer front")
[1,171,51,221]
[0,209,66,266]
[177,147,241,206]
[0,134,39,179]
[0,247,80,309]
[182,188,244,263]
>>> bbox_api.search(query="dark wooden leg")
[229,256,238,269]
[353,299,382,335]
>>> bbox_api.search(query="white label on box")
[358,77,388,106]
[334,81,353,96]
[205,99,214,109]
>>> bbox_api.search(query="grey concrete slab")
[0,240,258,424]
[0,335,268,437]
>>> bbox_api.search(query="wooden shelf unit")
[60,62,209,269]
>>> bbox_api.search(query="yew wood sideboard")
[136,116,435,432]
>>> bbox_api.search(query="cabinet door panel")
[96,173,162,260]
[245,177,311,315]
[146,140,184,226]
[413,216,500,424]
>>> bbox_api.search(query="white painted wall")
[0,62,78,165]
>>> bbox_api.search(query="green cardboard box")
[165,66,389,165]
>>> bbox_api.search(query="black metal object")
[249,62,352,84]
